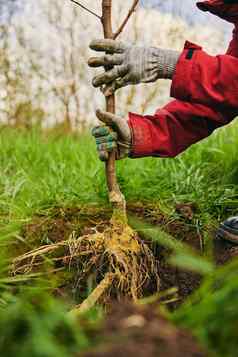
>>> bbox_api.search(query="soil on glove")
[82,302,206,357]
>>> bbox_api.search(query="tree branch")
[113,0,139,39]
[69,0,101,20]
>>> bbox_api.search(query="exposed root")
[70,273,115,316]
[12,219,160,307]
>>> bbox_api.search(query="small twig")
[113,0,140,39]
[69,0,101,20]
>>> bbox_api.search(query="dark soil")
[12,203,238,356]
[127,203,202,307]
[12,203,238,308]
[83,302,206,357]
[128,202,238,307]
[12,206,111,256]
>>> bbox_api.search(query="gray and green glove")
[92,109,132,161]
[88,39,180,95]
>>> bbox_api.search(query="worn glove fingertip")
[91,126,98,137]
[96,109,115,126]
[92,78,99,88]
[95,109,102,122]
[88,57,95,67]
[99,150,109,162]
[89,39,100,50]
[98,140,117,152]
[96,109,107,122]
[92,126,112,139]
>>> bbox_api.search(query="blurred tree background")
[0,0,229,129]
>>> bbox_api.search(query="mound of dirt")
[12,204,238,308]
[83,303,206,357]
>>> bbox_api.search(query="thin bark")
[69,0,138,213]
[101,0,126,213]
[113,0,140,39]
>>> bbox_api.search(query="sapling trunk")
[101,0,127,222]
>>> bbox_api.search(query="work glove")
[88,39,180,95]
[92,109,132,161]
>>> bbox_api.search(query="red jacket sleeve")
[128,27,238,158]
[171,39,238,110]
[128,101,235,158]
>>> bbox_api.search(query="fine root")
[12,220,160,308]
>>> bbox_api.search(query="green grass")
[0,123,238,356]
[0,121,237,231]
[0,286,100,357]
[173,259,238,357]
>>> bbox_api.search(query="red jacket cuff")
[128,112,154,158]
[128,110,186,159]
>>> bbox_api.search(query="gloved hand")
[88,39,180,95]
[92,109,132,161]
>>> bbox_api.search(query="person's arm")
[92,99,236,160]
[129,25,238,158]
[128,100,236,158]
[90,27,238,160]
[171,38,238,110]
